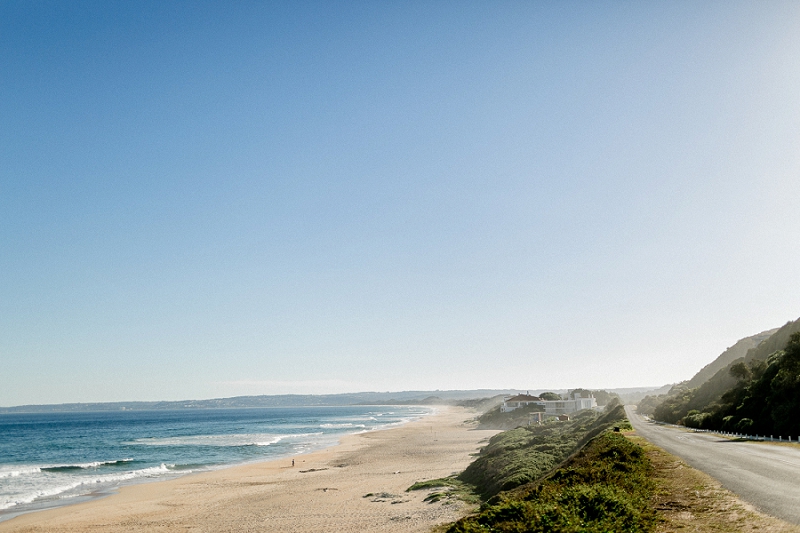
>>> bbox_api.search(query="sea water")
[0,405,432,520]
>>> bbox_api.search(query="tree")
[539,392,562,401]
[589,390,619,406]
[729,361,752,382]
[636,395,663,416]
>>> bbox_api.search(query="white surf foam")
[130,432,323,447]
[0,466,42,479]
[0,464,175,511]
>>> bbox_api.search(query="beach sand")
[1,406,499,532]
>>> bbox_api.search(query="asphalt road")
[626,405,800,525]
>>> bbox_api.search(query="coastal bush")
[683,411,713,429]
[539,392,562,401]
[459,404,628,499]
[447,432,656,533]
[735,417,754,433]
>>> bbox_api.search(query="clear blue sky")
[2,1,799,406]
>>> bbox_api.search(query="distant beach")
[0,406,497,532]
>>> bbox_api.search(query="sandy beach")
[1,406,498,533]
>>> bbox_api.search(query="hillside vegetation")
[460,403,628,499]
[644,317,800,434]
[447,430,654,533]
[408,401,646,531]
[679,332,800,435]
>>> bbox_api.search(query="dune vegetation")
[409,401,655,532]
[461,404,630,498]
[447,431,655,533]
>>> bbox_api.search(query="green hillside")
[648,316,800,429]
[681,332,800,436]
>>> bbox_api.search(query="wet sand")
[1,406,498,532]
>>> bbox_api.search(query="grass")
[408,478,458,491]
[407,476,482,505]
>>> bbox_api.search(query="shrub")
[735,418,754,433]
[684,412,712,429]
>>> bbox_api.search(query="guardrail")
[640,416,796,443]
[689,429,796,442]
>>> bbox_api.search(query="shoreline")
[0,405,433,523]
[0,406,499,532]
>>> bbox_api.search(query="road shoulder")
[627,433,800,532]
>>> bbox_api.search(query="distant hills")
[0,387,664,414]
[0,390,519,413]
[683,328,777,389]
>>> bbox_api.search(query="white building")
[501,390,597,415]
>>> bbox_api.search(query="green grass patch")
[407,478,458,491]
[617,419,633,431]
[407,476,482,505]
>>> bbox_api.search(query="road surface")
[626,405,800,525]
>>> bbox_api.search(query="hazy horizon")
[2,2,800,406]
[1,385,666,410]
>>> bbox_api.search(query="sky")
[2,1,800,406]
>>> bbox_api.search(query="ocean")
[0,405,432,520]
